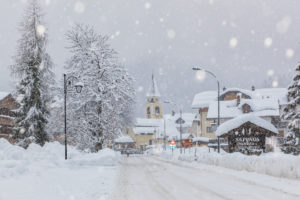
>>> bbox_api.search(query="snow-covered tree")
[281,65,300,155]
[65,24,135,151]
[10,0,54,147]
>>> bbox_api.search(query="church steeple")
[145,74,162,119]
[146,73,160,97]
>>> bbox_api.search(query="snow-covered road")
[111,155,300,200]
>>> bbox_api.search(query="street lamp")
[64,74,83,160]
[192,67,221,153]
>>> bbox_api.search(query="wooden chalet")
[216,114,278,155]
[0,93,20,142]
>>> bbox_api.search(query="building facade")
[0,93,20,142]
[192,87,288,139]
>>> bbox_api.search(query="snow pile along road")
[0,139,120,200]
[155,147,300,180]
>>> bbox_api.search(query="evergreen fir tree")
[281,65,300,155]
[11,0,54,147]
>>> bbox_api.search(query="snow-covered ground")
[0,139,119,200]
[112,154,300,200]
[2,139,300,200]
[152,147,300,179]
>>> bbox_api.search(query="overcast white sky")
[0,0,299,116]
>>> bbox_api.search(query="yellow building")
[134,74,164,150]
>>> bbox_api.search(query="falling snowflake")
[36,24,46,36]
[285,49,294,58]
[209,0,215,5]
[145,2,151,9]
[137,86,144,92]
[264,38,272,48]
[44,0,51,6]
[74,1,85,14]
[115,31,120,36]
[135,20,140,25]
[229,37,238,48]
[272,80,278,88]
[267,69,274,77]
[276,16,292,34]
[19,128,25,134]
[160,18,164,22]
[167,29,176,39]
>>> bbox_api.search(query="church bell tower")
[145,74,162,119]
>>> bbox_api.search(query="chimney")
[223,87,226,91]
[237,93,241,105]
[251,85,255,91]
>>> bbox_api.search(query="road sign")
[175,117,185,124]
[169,139,176,149]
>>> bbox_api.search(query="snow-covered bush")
[155,147,300,179]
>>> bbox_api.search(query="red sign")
[182,139,193,148]
[170,139,176,146]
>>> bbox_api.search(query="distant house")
[192,87,288,139]
[114,135,135,150]
[0,93,20,142]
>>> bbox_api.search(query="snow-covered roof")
[216,114,278,137]
[207,99,280,119]
[0,92,10,100]
[191,91,217,109]
[135,118,161,127]
[133,127,156,135]
[192,137,210,143]
[164,113,197,128]
[220,88,253,99]
[253,88,288,105]
[133,117,180,137]
[114,135,135,143]
[146,74,160,97]
[192,87,288,110]
[181,133,194,139]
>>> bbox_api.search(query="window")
[207,126,217,133]
[147,107,150,115]
[155,106,160,115]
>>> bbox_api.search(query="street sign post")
[169,139,176,156]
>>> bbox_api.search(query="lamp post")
[64,74,83,160]
[163,116,166,151]
[192,67,220,153]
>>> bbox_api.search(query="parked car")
[121,148,143,155]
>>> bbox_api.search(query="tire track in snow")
[151,156,300,199]
[143,157,233,200]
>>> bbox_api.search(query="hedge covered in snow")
[156,147,300,180]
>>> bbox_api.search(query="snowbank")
[0,139,119,178]
[154,147,300,180]
[0,139,120,200]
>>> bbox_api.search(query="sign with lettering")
[228,128,266,154]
